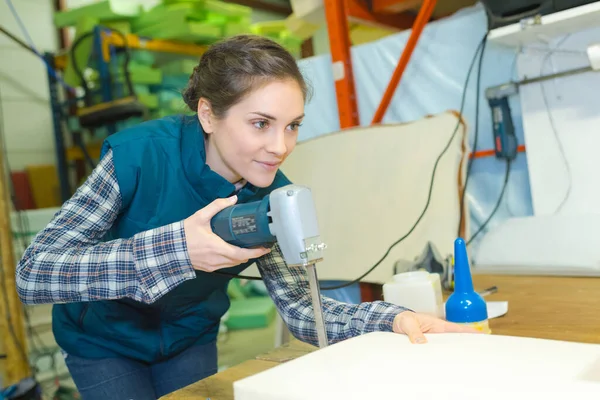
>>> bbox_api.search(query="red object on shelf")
[10,171,36,210]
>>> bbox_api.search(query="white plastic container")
[382,271,444,318]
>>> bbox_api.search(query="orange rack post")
[371,0,438,124]
[323,0,437,129]
[324,0,359,129]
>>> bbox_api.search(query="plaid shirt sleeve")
[256,244,410,347]
[15,149,196,306]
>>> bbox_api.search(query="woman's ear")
[197,98,214,134]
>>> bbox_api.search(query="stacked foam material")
[225,279,276,330]
[55,0,303,52]
[251,20,304,58]
[54,0,305,125]
[54,0,253,43]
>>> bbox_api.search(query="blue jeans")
[64,341,218,400]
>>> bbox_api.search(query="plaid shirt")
[15,149,408,346]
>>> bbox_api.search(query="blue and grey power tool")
[210,184,329,348]
[210,195,274,249]
[486,83,518,161]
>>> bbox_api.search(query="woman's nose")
[266,131,287,156]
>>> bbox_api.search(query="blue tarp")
[297,4,533,253]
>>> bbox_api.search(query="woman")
[16,35,475,399]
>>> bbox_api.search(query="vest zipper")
[79,303,90,329]
[159,328,165,358]
[158,309,165,358]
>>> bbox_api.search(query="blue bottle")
[445,238,491,333]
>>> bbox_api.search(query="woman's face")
[199,79,305,188]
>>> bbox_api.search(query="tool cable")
[465,159,511,246]
[2,0,75,94]
[457,32,487,238]
[321,33,489,291]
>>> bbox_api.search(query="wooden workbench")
[165,274,600,399]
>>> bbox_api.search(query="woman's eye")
[289,122,302,131]
[253,120,269,130]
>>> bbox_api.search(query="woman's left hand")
[393,311,482,344]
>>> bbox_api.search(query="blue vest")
[51,115,291,363]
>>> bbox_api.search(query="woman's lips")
[256,161,281,171]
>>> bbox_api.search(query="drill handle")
[210,196,276,248]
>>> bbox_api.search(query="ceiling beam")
[222,0,293,15]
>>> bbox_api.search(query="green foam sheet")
[54,0,141,28]
[225,297,276,330]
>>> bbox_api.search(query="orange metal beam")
[347,0,417,30]
[325,0,431,129]
[372,0,422,14]
[103,32,208,57]
[324,0,360,129]
[371,0,437,124]
[470,145,526,159]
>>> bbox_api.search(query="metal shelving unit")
[46,26,207,202]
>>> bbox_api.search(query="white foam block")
[233,332,600,400]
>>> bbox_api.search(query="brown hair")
[182,34,311,118]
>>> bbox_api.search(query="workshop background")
[1,0,600,399]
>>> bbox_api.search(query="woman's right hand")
[183,195,271,272]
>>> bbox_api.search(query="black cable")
[458,33,488,238]
[0,25,38,57]
[0,25,75,94]
[73,132,97,170]
[214,270,262,280]
[466,159,511,246]
[70,27,136,107]
[69,31,96,106]
[0,24,133,105]
[108,28,136,99]
[70,27,137,171]
[321,33,490,291]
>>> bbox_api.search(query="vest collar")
[180,115,260,202]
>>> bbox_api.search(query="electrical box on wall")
[486,1,600,47]
[480,0,599,29]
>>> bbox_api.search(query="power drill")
[210,185,329,348]
[485,82,518,160]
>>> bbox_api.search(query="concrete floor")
[0,307,280,398]
[44,319,279,398]
[217,317,279,371]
